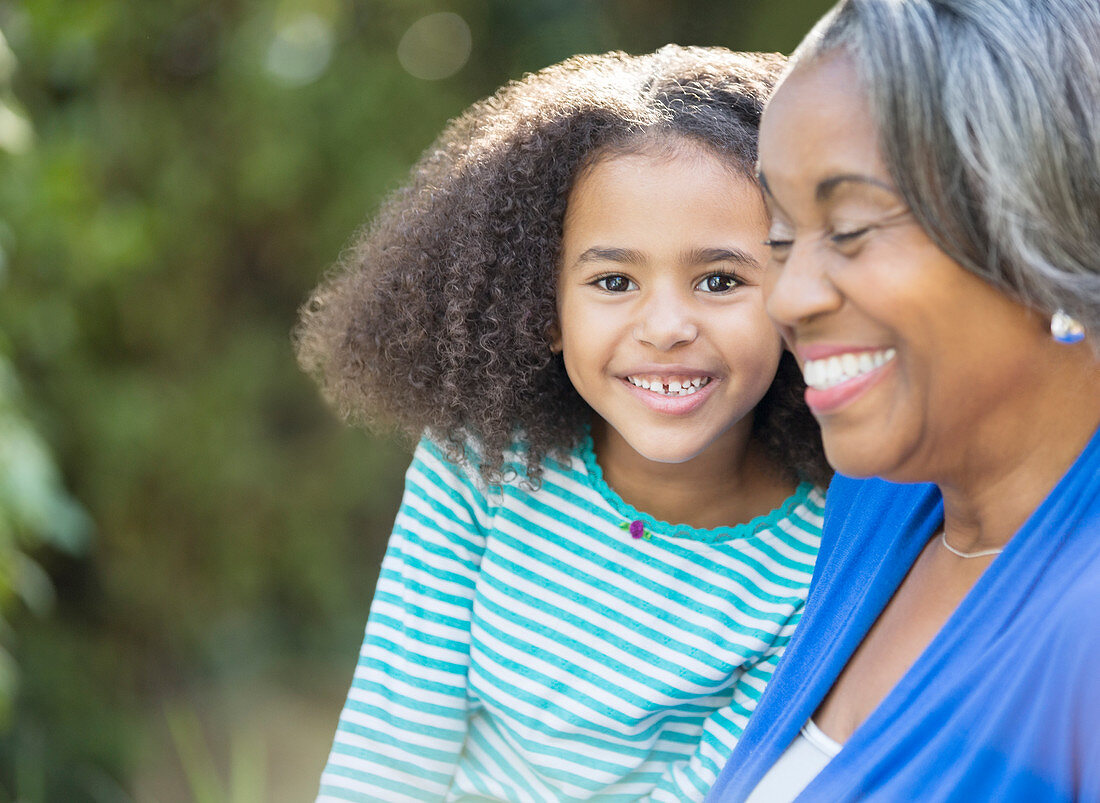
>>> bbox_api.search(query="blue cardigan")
[708,425,1100,802]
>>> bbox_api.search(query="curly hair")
[295,45,830,486]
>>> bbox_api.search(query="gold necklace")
[940,530,1004,559]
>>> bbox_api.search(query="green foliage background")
[0,0,835,799]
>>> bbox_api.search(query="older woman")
[707,1,1100,801]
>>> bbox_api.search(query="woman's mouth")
[802,348,895,390]
[800,348,896,414]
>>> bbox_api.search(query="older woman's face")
[757,53,1047,483]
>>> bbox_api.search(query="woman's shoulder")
[815,474,940,567]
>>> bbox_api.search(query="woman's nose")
[634,293,699,350]
[764,243,843,327]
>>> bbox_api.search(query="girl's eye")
[696,273,740,293]
[593,275,636,292]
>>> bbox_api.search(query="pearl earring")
[1050,309,1085,344]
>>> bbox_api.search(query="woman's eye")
[829,227,869,245]
[594,275,635,292]
[696,273,740,293]
[763,238,794,263]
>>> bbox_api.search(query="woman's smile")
[796,345,897,414]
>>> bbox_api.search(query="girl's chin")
[623,439,711,466]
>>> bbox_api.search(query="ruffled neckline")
[576,430,814,544]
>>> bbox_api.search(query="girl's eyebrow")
[574,246,645,265]
[571,246,760,270]
[689,247,761,270]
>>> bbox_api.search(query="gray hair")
[789,0,1100,340]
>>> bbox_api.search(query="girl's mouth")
[620,374,716,415]
[624,375,711,397]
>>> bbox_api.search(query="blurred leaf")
[0,0,846,797]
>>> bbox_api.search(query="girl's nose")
[634,294,699,350]
[764,243,843,327]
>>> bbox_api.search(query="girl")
[298,46,830,802]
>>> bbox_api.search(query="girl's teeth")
[802,348,896,390]
[627,376,710,396]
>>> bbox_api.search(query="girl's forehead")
[587,133,744,175]
[571,139,754,215]
[558,145,770,275]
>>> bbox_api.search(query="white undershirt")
[744,719,842,803]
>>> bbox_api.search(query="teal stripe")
[332,727,461,768]
[461,723,545,799]
[483,524,786,663]
[478,561,759,692]
[474,573,747,705]
[472,614,720,736]
[500,496,810,611]
[322,761,445,799]
[393,502,483,566]
[355,647,467,690]
[372,587,471,629]
[470,641,708,761]
[414,442,498,518]
[471,715,670,792]
[378,545,477,601]
[491,508,798,640]
[738,527,820,564]
[337,707,463,745]
[341,682,466,722]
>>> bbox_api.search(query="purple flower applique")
[619,519,651,540]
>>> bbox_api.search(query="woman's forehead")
[759,54,890,200]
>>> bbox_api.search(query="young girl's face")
[555,142,782,465]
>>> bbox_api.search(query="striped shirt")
[318,435,824,802]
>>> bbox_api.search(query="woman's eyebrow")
[759,170,899,205]
[815,173,898,202]
[758,172,790,218]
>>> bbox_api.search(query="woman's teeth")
[627,376,709,396]
[803,349,896,390]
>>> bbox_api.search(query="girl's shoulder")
[413,429,565,495]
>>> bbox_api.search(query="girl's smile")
[619,368,718,414]
[554,141,782,468]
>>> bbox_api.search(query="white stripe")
[489,513,795,654]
